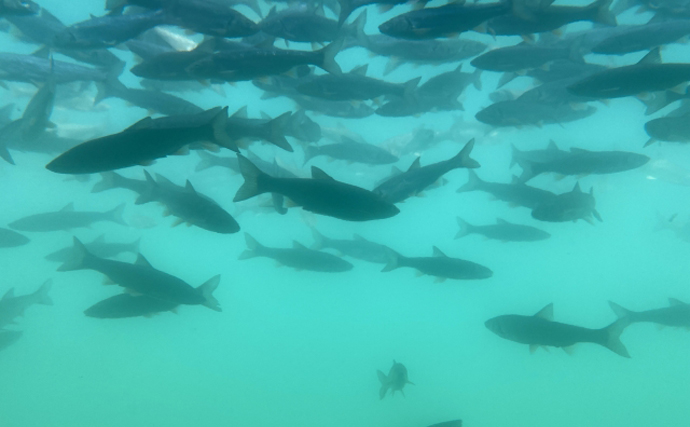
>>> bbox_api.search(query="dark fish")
[84,293,179,318]
[94,78,204,116]
[303,137,398,165]
[645,112,690,146]
[239,233,354,272]
[476,99,596,128]
[503,60,606,87]
[311,228,392,263]
[518,147,650,182]
[0,330,22,352]
[0,281,52,328]
[455,217,550,242]
[382,246,493,282]
[373,139,479,204]
[338,0,409,26]
[485,303,630,357]
[531,182,601,224]
[163,0,258,38]
[92,171,150,195]
[225,107,293,152]
[0,228,30,248]
[591,20,690,55]
[259,5,363,44]
[234,155,399,221]
[45,234,140,263]
[129,46,213,81]
[0,53,111,84]
[9,202,127,232]
[609,299,690,328]
[58,237,222,311]
[515,77,598,107]
[52,9,169,50]
[510,140,569,167]
[486,0,616,36]
[567,48,690,99]
[471,42,582,73]
[16,74,56,142]
[46,107,235,174]
[378,1,512,40]
[457,171,558,209]
[377,360,413,399]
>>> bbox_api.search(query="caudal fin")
[91,172,119,193]
[57,237,93,272]
[32,280,53,306]
[608,301,637,322]
[377,369,389,399]
[211,106,238,152]
[457,170,483,193]
[449,138,480,170]
[107,203,128,226]
[197,275,221,312]
[455,217,473,239]
[310,226,326,250]
[381,248,402,272]
[238,233,263,260]
[234,155,271,202]
[265,112,293,152]
[317,39,343,76]
[593,0,616,26]
[601,319,632,358]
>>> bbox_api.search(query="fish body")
[303,137,398,165]
[95,78,204,116]
[0,53,110,84]
[609,299,690,327]
[476,99,596,127]
[377,361,413,399]
[592,20,690,55]
[457,170,558,209]
[382,247,493,281]
[9,203,127,232]
[164,0,258,38]
[471,43,576,73]
[455,217,550,242]
[0,0,38,16]
[84,294,179,318]
[531,182,601,223]
[296,71,418,102]
[645,112,690,145]
[45,235,140,263]
[0,281,52,328]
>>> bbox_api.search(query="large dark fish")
[46,107,235,174]
[485,303,631,357]
[296,67,420,102]
[377,360,413,399]
[239,233,354,272]
[373,139,479,204]
[0,281,52,328]
[84,293,179,319]
[471,42,582,73]
[58,237,221,311]
[457,170,558,209]
[531,182,601,224]
[0,227,30,248]
[455,217,550,242]
[510,141,570,167]
[310,228,392,264]
[45,234,140,263]
[608,299,690,328]
[382,246,493,282]
[9,202,127,232]
[567,48,690,99]
[234,155,399,221]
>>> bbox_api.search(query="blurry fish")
[531,182,601,224]
[485,303,631,357]
[471,42,583,73]
[58,237,221,311]
[311,228,392,263]
[0,330,22,352]
[45,234,140,263]
[239,233,354,272]
[0,280,52,328]
[377,360,413,399]
[303,137,398,166]
[476,100,597,128]
[455,217,550,242]
[0,227,30,248]
[427,421,462,427]
[163,0,258,38]
[510,141,569,167]
[0,0,38,16]
[0,53,113,84]
[644,112,690,146]
[457,171,558,210]
[609,299,690,328]
[225,107,294,152]
[591,19,690,55]
[260,5,364,44]
[643,159,690,187]
[94,78,204,116]
[9,202,127,232]
[195,151,240,173]
[84,293,179,319]
[382,246,493,282]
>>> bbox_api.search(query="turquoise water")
[1,1,690,426]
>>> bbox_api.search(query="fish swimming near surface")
[377,360,413,399]
[9,202,127,232]
[0,280,53,329]
[608,299,690,328]
[485,303,631,357]
[382,246,493,282]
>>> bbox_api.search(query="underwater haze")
[1,0,690,426]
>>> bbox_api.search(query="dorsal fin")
[351,64,368,76]
[572,182,582,193]
[185,180,197,194]
[669,298,685,306]
[547,140,559,151]
[143,170,157,186]
[534,303,554,321]
[292,240,308,250]
[432,246,448,257]
[154,173,174,187]
[407,157,421,171]
[637,47,661,65]
[260,111,271,120]
[135,253,153,268]
[352,233,366,241]
[231,106,248,119]
[311,166,335,180]
[60,202,75,212]
[125,116,153,131]
[510,175,521,184]
[496,218,508,225]
[570,147,588,154]
[1,288,15,301]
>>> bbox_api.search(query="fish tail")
[303,144,317,166]
[451,138,480,169]
[593,0,617,26]
[509,144,521,168]
[234,155,271,202]
[107,203,128,226]
[608,301,637,322]
[211,106,238,153]
[337,0,354,26]
[455,217,473,239]
[344,9,367,41]
[95,76,125,105]
[33,279,53,306]
[601,318,632,358]
[376,370,388,399]
[135,170,158,205]
[0,142,15,165]
[57,237,94,272]
[265,112,293,152]
[317,39,343,76]
[310,226,326,250]
[402,76,421,103]
[472,67,483,91]
[130,237,142,253]
[197,275,222,312]
[517,158,537,183]
[238,233,263,260]
[91,172,119,193]
[272,193,287,215]
[457,170,483,193]
[381,248,401,272]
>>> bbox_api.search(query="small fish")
[377,360,413,399]
[455,217,551,242]
[0,280,52,328]
[311,228,392,264]
[531,182,601,224]
[609,299,690,328]
[382,246,493,282]
[457,171,558,210]
[9,202,127,232]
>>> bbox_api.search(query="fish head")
[485,316,511,338]
[378,15,414,38]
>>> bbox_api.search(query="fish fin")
[457,170,482,193]
[432,246,448,257]
[91,172,118,193]
[668,298,686,306]
[34,280,53,306]
[381,249,401,272]
[608,301,634,320]
[529,344,539,354]
[1,288,15,300]
[318,39,343,76]
[239,233,262,260]
[107,203,128,226]
[234,155,271,202]
[638,47,661,65]
[197,275,221,312]
[562,345,576,355]
[310,227,326,250]
[602,319,632,358]
[292,241,308,250]
[211,106,238,152]
[311,166,336,180]
[534,303,554,321]
[135,253,153,268]
[451,138,480,169]
[60,202,75,212]
[0,144,15,165]
[265,112,293,152]
[593,209,603,222]
[593,0,617,26]
[377,370,388,399]
[434,276,447,283]
[57,237,92,271]
[455,217,472,239]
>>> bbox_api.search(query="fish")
[531,182,602,224]
[0,330,23,352]
[457,170,558,209]
[162,0,258,38]
[510,140,570,167]
[0,281,52,328]
[373,139,479,204]
[377,360,413,399]
[476,99,597,128]
[591,19,690,55]
[303,137,399,166]
[195,151,240,173]
[259,5,364,44]
[84,293,179,319]
[382,246,493,282]
[609,299,690,328]
[644,112,690,146]
[58,237,222,311]
[310,228,392,263]
[94,78,204,117]
[234,154,399,221]
[9,202,127,232]
[0,53,113,84]
[0,227,30,248]
[517,148,650,182]
[470,42,583,73]
[485,303,631,357]
[567,48,690,99]
[0,0,38,16]
[46,107,235,174]
[225,107,294,152]
[455,217,551,242]
[45,234,140,263]
[239,233,354,272]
